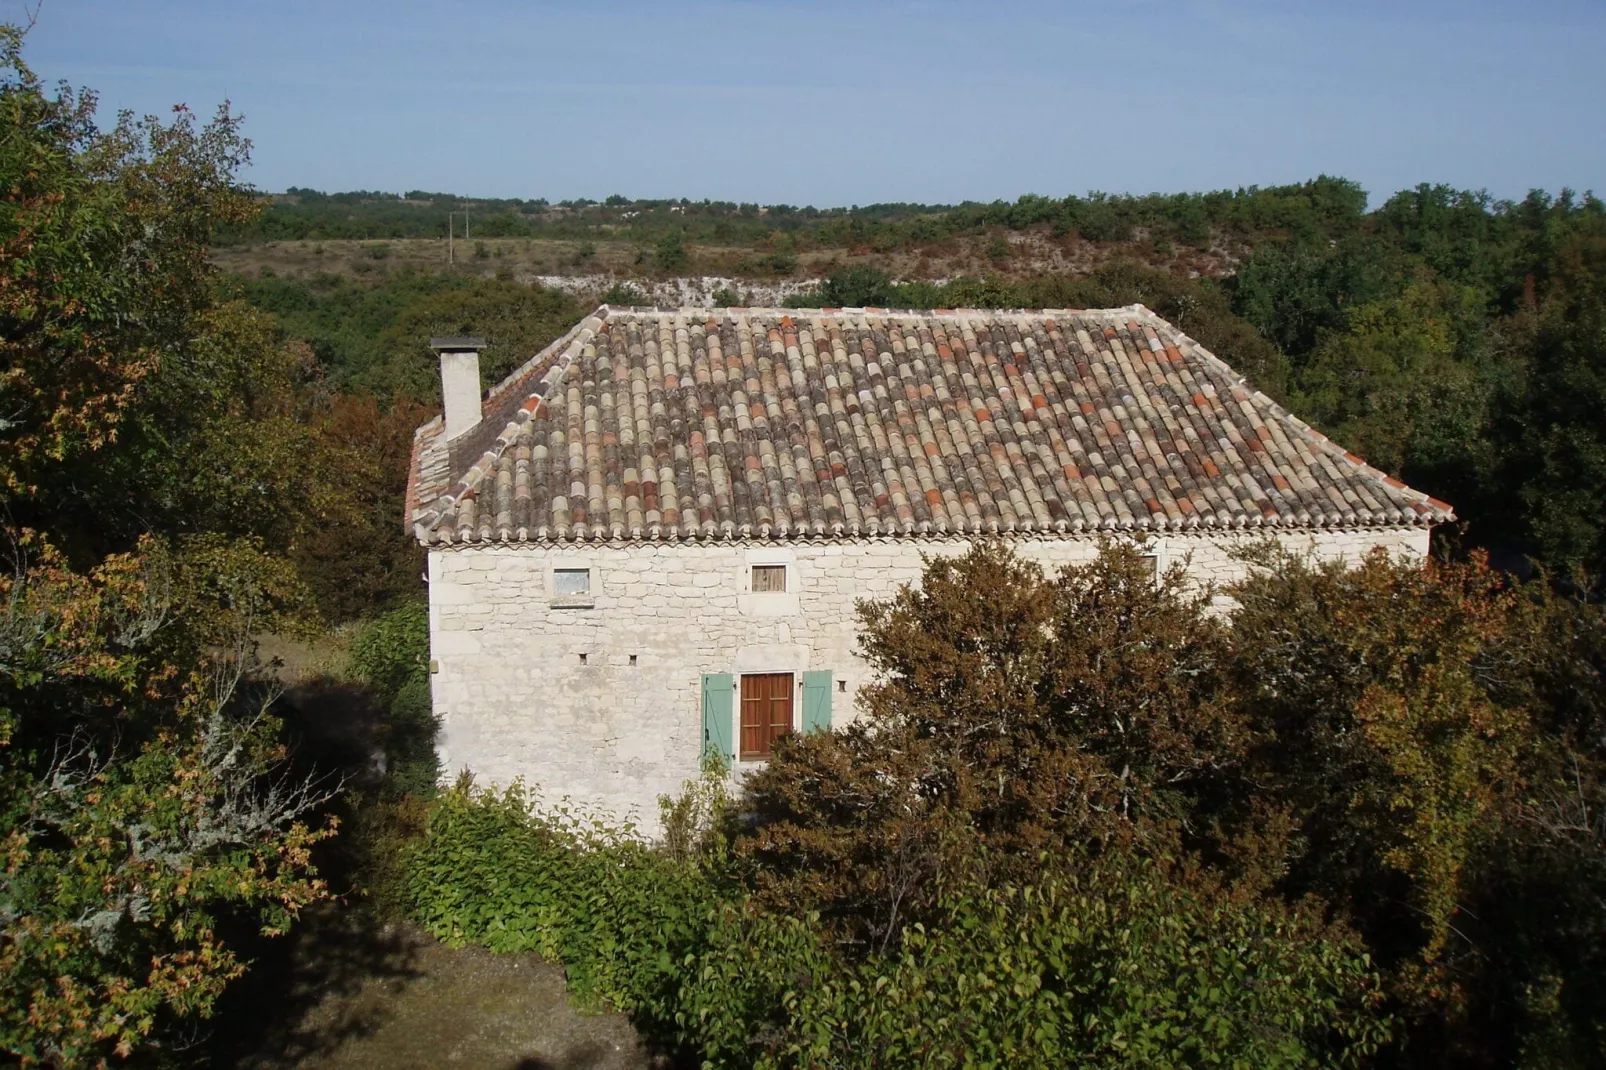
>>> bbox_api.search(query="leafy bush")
[683,858,1389,1069]
[385,676,439,797]
[816,263,897,307]
[405,780,729,1026]
[404,782,1388,1068]
[349,600,428,699]
[349,601,438,796]
[656,229,688,273]
[600,281,646,306]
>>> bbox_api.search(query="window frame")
[750,563,788,593]
[738,671,795,761]
[549,564,596,608]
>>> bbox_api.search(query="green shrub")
[385,676,439,797]
[349,600,428,699]
[405,781,729,1021]
[680,858,1389,1069]
[600,281,646,306]
[404,780,1388,1068]
[656,230,689,273]
[349,601,438,797]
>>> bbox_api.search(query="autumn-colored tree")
[741,542,1246,948]
[1228,551,1528,995]
[291,392,431,619]
[0,27,251,500]
[0,31,337,1063]
[740,538,1606,1065]
[0,535,337,1064]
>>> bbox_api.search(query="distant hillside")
[209,226,1236,289]
[216,176,1600,293]
[219,177,1376,255]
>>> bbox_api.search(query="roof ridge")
[595,303,1152,318]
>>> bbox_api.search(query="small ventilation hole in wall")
[838,679,847,692]
[578,653,587,665]
[629,654,638,666]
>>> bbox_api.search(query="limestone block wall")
[428,527,1428,834]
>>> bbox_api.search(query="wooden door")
[740,672,794,760]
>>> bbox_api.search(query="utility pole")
[447,209,472,267]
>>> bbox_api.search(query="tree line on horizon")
[219,175,1602,260]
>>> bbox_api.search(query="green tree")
[367,277,583,401]
[1291,278,1494,476]
[1492,235,1606,578]
[0,31,335,1062]
[656,228,689,273]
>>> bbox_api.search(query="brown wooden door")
[740,672,794,760]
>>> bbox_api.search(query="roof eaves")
[402,414,439,534]
[1122,304,1456,526]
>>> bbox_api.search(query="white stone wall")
[428,528,1428,834]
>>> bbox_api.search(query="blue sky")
[12,0,1605,207]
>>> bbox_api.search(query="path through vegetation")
[214,905,655,1070]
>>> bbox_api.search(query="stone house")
[406,304,1452,831]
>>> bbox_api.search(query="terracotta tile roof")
[406,304,1453,545]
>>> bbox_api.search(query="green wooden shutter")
[701,673,734,764]
[801,670,833,734]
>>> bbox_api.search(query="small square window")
[553,568,591,596]
[1141,555,1159,583]
[752,565,787,593]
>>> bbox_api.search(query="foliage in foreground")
[399,540,1606,1067]
[0,533,338,1065]
[742,542,1606,1067]
[404,781,727,1035]
[404,777,1389,1069]
[0,31,338,1064]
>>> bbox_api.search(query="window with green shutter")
[801,670,833,734]
[701,673,734,765]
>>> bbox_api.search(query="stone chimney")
[431,336,487,441]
